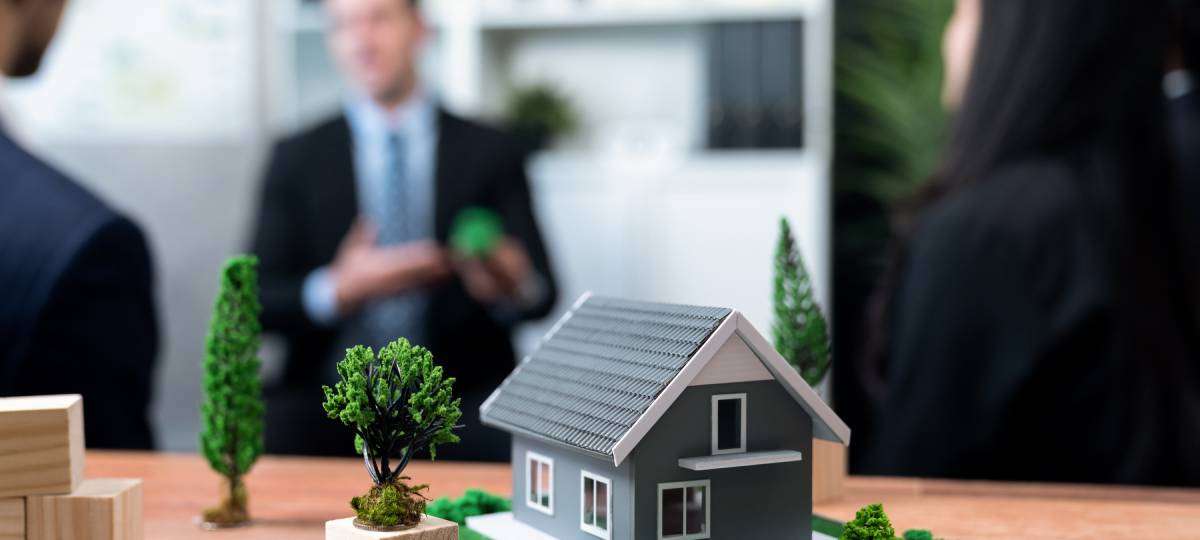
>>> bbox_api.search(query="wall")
[511,436,634,540]
[630,380,813,540]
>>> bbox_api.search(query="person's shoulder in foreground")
[869,156,1122,482]
[0,132,159,450]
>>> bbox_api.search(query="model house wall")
[511,435,635,539]
[630,379,813,540]
[508,373,815,539]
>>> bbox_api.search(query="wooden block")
[812,437,847,503]
[26,478,142,540]
[326,515,458,540]
[0,498,23,540]
[0,395,85,498]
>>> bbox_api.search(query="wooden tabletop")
[86,451,1200,539]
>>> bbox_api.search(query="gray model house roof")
[480,293,850,466]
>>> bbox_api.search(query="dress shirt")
[301,90,437,326]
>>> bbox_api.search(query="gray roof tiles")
[481,295,732,457]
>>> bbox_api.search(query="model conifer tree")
[323,338,462,530]
[199,256,265,527]
[840,503,896,540]
[773,217,832,387]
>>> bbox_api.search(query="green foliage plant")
[773,217,832,387]
[323,339,462,529]
[199,256,265,527]
[903,529,935,540]
[426,489,511,539]
[505,83,579,147]
[840,503,896,540]
[836,0,953,204]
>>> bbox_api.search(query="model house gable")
[476,294,851,540]
[480,294,849,466]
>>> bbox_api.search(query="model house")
[468,294,850,540]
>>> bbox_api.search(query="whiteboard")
[5,0,256,143]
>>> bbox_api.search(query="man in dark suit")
[253,0,557,460]
[0,0,158,448]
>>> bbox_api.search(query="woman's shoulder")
[911,156,1111,315]
[919,157,1099,253]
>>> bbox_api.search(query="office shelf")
[474,1,814,31]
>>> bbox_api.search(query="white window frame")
[656,479,712,540]
[579,470,612,539]
[525,451,554,515]
[710,393,747,455]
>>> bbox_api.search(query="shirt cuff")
[302,267,340,327]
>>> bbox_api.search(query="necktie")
[362,131,428,350]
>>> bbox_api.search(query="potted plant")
[504,83,579,150]
[322,338,462,531]
[198,255,265,528]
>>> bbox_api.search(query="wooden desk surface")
[86,451,1200,539]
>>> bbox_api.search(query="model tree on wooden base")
[199,256,265,528]
[773,216,832,387]
[323,338,462,531]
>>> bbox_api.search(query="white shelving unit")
[268,0,833,347]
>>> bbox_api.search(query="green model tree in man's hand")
[323,338,462,530]
[199,255,265,527]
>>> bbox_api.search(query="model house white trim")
[525,451,554,515]
[580,470,612,539]
[657,479,711,540]
[679,449,803,471]
[710,393,747,455]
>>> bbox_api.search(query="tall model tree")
[773,217,832,387]
[199,256,265,527]
[323,338,461,530]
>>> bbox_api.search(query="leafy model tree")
[199,255,265,527]
[840,503,896,540]
[773,216,832,387]
[323,338,462,530]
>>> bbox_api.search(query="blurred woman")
[860,0,1200,485]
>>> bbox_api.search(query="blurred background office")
[2,0,830,454]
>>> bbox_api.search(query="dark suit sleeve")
[252,141,316,335]
[27,217,158,449]
[492,143,558,321]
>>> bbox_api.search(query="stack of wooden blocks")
[0,395,142,540]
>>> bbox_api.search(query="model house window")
[658,480,710,540]
[526,451,554,514]
[711,393,746,454]
[580,471,611,538]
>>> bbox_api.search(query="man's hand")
[455,237,534,305]
[331,219,452,314]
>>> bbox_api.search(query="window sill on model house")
[678,449,804,471]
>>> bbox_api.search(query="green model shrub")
[840,503,896,540]
[903,529,935,540]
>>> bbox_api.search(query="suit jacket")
[252,110,558,458]
[0,132,158,449]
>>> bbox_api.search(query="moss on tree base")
[200,502,249,528]
[350,479,429,530]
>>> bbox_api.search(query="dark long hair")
[862,0,1200,482]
